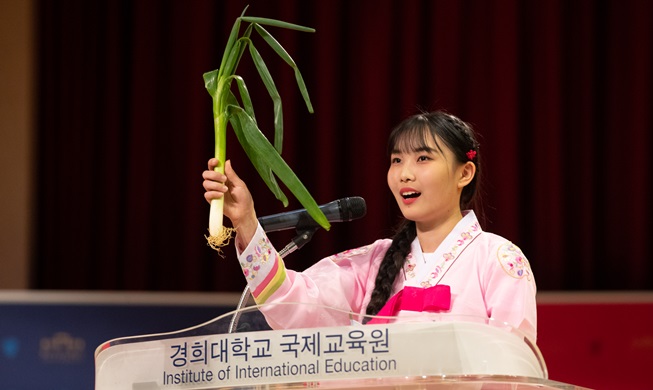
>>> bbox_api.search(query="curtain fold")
[35,0,653,291]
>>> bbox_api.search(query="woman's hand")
[202,159,258,249]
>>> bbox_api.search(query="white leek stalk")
[206,113,235,251]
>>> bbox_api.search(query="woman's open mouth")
[400,188,421,204]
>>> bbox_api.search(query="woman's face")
[387,135,468,228]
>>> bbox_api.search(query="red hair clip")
[466,150,477,160]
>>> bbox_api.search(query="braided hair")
[365,111,482,317]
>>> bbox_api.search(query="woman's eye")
[417,155,431,162]
[391,157,401,164]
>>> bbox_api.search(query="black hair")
[365,111,482,318]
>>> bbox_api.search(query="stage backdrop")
[34,0,652,291]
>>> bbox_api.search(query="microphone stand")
[228,227,319,333]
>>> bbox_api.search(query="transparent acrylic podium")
[95,302,590,389]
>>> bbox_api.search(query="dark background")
[34,0,653,292]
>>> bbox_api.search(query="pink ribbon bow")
[367,284,451,324]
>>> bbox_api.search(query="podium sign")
[95,304,588,389]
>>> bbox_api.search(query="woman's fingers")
[207,157,219,171]
[202,160,229,203]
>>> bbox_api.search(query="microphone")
[258,197,367,233]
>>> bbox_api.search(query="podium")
[95,303,590,389]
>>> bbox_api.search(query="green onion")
[203,7,330,251]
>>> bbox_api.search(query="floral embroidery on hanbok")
[329,244,373,262]
[403,253,417,279]
[421,222,481,287]
[497,242,532,280]
[404,222,482,288]
[241,237,274,280]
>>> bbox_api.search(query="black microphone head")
[260,196,368,233]
[339,196,367,221]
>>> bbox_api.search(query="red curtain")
[35,0,653,291]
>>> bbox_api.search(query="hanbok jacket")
[235,211,537,342]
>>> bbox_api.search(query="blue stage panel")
[0,291,238,390]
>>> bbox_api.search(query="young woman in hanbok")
[202,111,537,342]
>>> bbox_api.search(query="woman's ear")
[458,161,476,188]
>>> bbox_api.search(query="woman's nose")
[400,165,415,182]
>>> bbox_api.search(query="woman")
[202,111,537,341]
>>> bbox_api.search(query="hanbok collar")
[405,210,482,287]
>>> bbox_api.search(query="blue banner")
[0,299,234,389]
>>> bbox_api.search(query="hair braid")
[365,220,416,317]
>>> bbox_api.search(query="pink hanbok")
[236,211,537,342]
